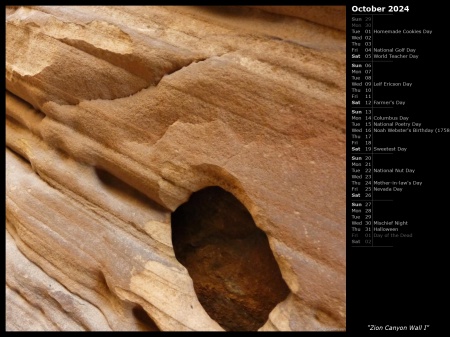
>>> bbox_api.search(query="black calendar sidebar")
[347,3,445,334]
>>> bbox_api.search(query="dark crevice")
[171,186,290,331]
[94,168,167,213]
[157,56,209,86]
[132,305,160,331]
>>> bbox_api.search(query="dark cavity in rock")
[171,186,290,331]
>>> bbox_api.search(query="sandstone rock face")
[6,6,346,331]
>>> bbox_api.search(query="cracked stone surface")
[6,6,346,331]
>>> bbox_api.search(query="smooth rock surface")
[6,6,346,331]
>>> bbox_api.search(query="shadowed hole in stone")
[132,305,160,331]
[171,186,290,331]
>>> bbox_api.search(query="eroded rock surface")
[6,6,346,331]
[172,186,291,331]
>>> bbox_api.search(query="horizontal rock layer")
[6,6,346,331]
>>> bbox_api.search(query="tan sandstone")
[6,6,346,331]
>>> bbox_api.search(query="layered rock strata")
[6,6,346,331]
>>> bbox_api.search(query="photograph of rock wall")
[5,6,346,331]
